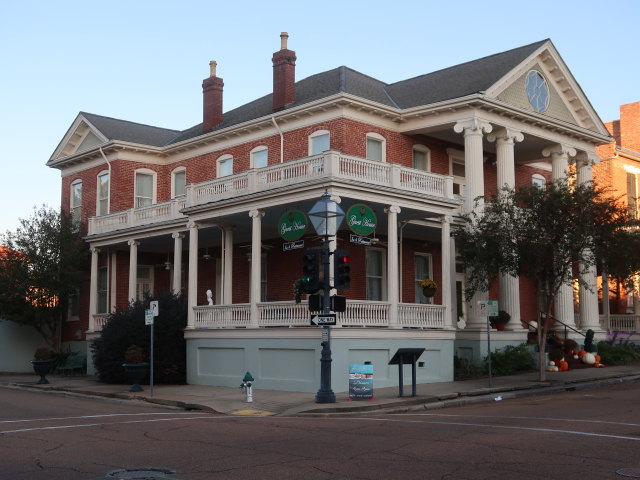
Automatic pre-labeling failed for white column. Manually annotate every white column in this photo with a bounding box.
[488,128,524,330]
[224,227,234,305]
[454,117,492,328]
[127,240,138,304]
[543,144,577,329]
[386,205,401,328]
[576,153,601,331]
[172,233,184,295]
[187,222,199,329]
[88,247,99,332]
[249,209,264,328]
[441,215,453,328]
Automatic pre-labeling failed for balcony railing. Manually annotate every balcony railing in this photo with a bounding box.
[88,197,186,235]
[601,314,640,333]
[192,300,446,329]
[87,152,454,236]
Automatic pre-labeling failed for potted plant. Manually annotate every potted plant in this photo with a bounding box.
[419,279,437,297]
[122,344,149,392]
[489,310,511,331]
[31,347,54,384]
[293,278,306,303]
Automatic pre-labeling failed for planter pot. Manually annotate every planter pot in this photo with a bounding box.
[122,363,149,392]
[31,359,54,384]
[492,323,506,331]
[422,287,436,297]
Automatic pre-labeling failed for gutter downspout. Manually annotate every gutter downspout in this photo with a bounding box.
[271,116,284,163]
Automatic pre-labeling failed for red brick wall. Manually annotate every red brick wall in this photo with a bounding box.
[620,102,640,153]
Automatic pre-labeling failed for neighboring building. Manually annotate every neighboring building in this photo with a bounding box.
[48,34,612,392]
[595,101,640,333]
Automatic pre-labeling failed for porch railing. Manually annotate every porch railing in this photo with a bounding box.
[88,197,186,235]
[602,314,640,333]
[192,300,446,329]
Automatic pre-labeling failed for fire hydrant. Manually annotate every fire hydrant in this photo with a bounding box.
[240,371,254,402]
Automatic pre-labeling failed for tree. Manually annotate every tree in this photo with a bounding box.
[453,181,640,381]
[0,206,88,351]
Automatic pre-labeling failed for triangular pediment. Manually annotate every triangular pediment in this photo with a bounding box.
[48,113,109,163]
[484,41,608,135]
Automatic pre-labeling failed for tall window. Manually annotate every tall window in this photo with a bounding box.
[366,249,385,301]
[414,254,433,304]
[97,171,109,216]
[532,173,546,189]
[251,147,268,169]
[218,155,233,177]
[136,266,153,301]
[172,168,186,198]
[413,146,430,171]
[97,267,108,314]
[309,130,330,155]
[448,151,466,196]
[71,180,82,227]
[627,172,638,219]
[366,133,385,162]
[135,171,154,208]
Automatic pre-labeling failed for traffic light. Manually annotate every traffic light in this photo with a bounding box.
[333,249,350,290]
[302,249,320,294]
[308,294,322,312]
[331,295,346,312]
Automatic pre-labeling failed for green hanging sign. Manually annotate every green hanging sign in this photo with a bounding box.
[277,210,307,241]
[346,203,377,236]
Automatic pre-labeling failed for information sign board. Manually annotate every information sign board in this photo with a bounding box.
[349,364,374,399]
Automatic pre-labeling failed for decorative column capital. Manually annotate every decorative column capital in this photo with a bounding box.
[441,214,452,224]
[249,209,265,219]
[453,117,493,136]
[542,143,577,159]
[90,247,100,255]
[384,205,401,215]
[487,127,524,144]
[574,151,598,168]
[127,239,139,247]
[187,221,199,230]
[172,232,184,240]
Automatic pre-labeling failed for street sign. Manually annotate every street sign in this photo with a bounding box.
[487,300,499,317]
[310,313,336,326]
[145,309,154,325]
[349,234,372,246]
[477,301,488,317]
[283,240,304,251]
[150,301,159,317]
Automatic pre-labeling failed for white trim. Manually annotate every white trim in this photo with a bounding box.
[171,166,186,198]
[250,146,269,169]
[134,168,157,207]
[217,154,233,177]
[308,130,330,155]
[365,132,386,162]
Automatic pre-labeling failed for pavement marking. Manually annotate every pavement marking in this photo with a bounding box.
[231,409,276,416]
[403,413,640,427]
[0,415,219,435]
[0,412,211,425]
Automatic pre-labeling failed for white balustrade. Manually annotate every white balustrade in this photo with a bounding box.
[88,197,187,235]
[193,304,251,328]
[606,315,640,333]
[398,304,446,328]
[92,314,110,331]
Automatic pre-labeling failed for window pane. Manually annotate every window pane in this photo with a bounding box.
[72,183,82,207]
[219,158,233,177]
[252,149,268,168]
[452,162,465,176]
[97,267,108,314]
[413,150,428,170]
[366,250,383,301]
[174,171,185,197]
[135,173,153,207]
[311,134,329,154]
[414,255,432,304]
[366,138,383,162]
[98,174,109,215]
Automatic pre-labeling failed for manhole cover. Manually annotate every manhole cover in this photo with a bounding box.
[617,468,640,478]
[105,467,175,479]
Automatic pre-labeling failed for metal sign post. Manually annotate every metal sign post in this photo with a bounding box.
[478,301,492,387]
[148,301,159,397]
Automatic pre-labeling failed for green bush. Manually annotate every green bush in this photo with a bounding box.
[91,292,187,384]
[596,339,640,365]
[454,355,484,380]
[485,343,534,376]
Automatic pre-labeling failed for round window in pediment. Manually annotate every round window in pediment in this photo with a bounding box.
[525,70,550,113]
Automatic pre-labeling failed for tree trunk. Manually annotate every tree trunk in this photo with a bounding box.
[537,294,555,382]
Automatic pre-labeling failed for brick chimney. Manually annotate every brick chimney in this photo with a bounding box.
[620,101,640,154]
[272,32,296,111]
[203,60,224,132]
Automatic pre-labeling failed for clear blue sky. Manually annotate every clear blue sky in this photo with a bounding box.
[1,0,638,234]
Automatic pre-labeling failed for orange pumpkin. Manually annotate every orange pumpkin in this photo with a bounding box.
[558,361,569,371]
[595,355,601,363]
[578,350,587,358]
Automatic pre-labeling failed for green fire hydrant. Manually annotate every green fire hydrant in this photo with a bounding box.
[240,371,254,402]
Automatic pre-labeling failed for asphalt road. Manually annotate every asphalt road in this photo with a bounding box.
[1,381,639,480]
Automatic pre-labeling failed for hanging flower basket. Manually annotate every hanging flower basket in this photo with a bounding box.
[419,279,437,298]
[422,287,436,297]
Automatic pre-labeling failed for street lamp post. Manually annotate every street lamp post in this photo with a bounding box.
[308,191,345,404]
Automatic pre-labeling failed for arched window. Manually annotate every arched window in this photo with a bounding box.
[532,173,546,188]
[70,179,82,226]
[172,167,186,198]
[134,168,157,208]
[366,132,386,162]
[309,130,330,155]
[217,154,233,177]
[412,145,431,171]
[250,146,268,168]
[96,170,109,216]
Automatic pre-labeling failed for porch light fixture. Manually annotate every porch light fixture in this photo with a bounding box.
[308,190,345,404]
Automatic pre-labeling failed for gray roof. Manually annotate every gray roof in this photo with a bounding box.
[81,40,549,148]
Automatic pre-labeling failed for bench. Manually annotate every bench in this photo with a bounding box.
[58,354,87,375]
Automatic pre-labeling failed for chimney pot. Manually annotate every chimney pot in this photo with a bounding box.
[280,32,289,50]
[209,60,217,77]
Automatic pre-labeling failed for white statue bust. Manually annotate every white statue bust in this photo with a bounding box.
[206,289,213,306]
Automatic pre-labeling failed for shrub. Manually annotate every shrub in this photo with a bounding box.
[91,292,187,384]
[454,355,484,380]
[596,339,640,365]
[485,343,534,376]
[33,347,52,360]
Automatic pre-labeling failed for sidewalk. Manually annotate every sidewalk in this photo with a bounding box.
[2,365,639,417]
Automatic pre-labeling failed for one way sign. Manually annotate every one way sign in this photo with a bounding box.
[310,314,336,326]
